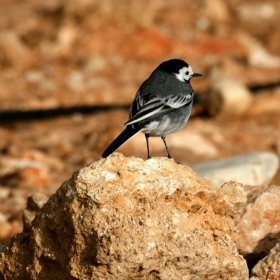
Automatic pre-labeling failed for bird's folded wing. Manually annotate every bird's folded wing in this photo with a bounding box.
[125,93,193,125]
[162,93,193,108]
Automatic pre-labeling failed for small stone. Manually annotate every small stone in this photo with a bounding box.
[23,193,48,232]
[0,188,10,199]
[237,3,276,21]
[203,0,230,22]
[206,77,253,117]
[65,71,85,92]
[22,209,34,232]
[55,23,78,57]
[25,70,45,83]
[83,55,106,73]
[192,152,279,187]
[0,213,7,223]
[39,80,57,92]
[27,193,49,211]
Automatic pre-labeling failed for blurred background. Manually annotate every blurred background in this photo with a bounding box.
[0,0,280,243]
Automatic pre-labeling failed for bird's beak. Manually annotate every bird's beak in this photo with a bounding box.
[192,72,202,77]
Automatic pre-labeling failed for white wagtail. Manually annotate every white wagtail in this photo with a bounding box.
[102,59,202,159]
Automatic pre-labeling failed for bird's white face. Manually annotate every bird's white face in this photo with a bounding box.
[174,66,194,82]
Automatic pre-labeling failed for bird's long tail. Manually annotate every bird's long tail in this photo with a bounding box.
[102,126,141,158]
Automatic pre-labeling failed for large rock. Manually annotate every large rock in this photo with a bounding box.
[0,154,248,279]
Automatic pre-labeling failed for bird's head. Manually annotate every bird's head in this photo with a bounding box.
[157,59,202,82]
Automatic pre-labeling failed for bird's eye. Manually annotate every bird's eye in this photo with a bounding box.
[186,71,189,75]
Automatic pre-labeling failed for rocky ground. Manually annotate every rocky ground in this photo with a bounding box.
[0,0,280,279]
[0,154,279,279]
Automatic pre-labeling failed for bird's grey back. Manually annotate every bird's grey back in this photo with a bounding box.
[129,70,194,120]
[140,70,193,99]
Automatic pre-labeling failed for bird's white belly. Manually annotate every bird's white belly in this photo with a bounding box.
[141,114,188,137]
[139,101,193,137]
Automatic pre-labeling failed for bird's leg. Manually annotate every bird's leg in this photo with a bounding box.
[145,134,151,159]
[161,136,172,159]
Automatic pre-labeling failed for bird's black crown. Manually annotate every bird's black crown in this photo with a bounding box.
[156,59,189,74]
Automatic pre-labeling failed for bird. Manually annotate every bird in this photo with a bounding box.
[102,59,202,159]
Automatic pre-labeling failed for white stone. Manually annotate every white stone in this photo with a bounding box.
[192,152,279,187]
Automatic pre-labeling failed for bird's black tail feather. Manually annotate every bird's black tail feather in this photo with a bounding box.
[102,126,141,158]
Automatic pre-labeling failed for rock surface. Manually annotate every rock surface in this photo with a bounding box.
[251,242,280,279]
[0,154,248,279]
[192,152,279,187]
[236,185,280,268]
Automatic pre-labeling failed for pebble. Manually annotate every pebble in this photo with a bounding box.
[23,193,48,232]
[65,71,85,92]
[0,212,7,223]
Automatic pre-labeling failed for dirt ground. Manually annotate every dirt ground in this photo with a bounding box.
[0,0,280,243]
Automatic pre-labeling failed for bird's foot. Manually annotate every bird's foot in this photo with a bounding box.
[165,155,181,164]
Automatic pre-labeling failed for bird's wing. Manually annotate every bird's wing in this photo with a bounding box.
[162,93,193,108]
[125,93,193,126]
